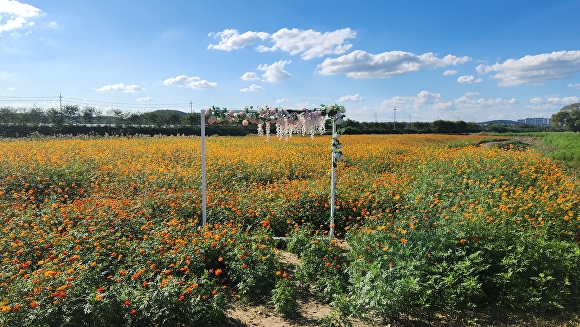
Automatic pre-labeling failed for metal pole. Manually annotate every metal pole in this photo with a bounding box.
[330,119,336,239]
[393,108,396,130]
[201,109,207,226]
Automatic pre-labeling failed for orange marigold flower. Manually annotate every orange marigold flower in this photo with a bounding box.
[96,295,102,301]
[215,268,223,276]
[400,238,407,243]
[124,300,130,306]
[131,309,137,315]
[30,301,38,308]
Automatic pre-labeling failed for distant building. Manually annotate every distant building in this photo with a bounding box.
[516,117,551,125]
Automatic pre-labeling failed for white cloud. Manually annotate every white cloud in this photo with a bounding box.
[414,90,441,109]
[48,21,57,28]
[7,87,16,91]
[258,60,291,82]
[380,96,414,110]
[240,72,259,81]
[378,91,518,121]
[457,75,483,83]
[316,50,471,78]
[530,96,579,105]
[256,28,355,60]
[443,69,457,75]
[207,29,269,51]
[338,94,364,102]
[0,0,42,34]
[457,75,474,84]
[568,83,580,90]
[136,96,154,103]
[208,27,355,60]
[276,98,289,104]
[454,93,517,108]
[239,84,264,92]
[476,50,580,86]
[97,83,144,93]
[163,75,217,90]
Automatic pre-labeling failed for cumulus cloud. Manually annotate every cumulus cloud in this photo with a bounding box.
[568,83,580,90]
[240,72,259,81]
[207,29,269,51]
[530,96,579,105]
[7,87,16,91]
[338,94,364,102]
[443,69,457,75]
[414,90,441,109]
[239,84,264,92]
[0,0,43,34]
[136,96,154,103]
[454,93,517,108]
[163,75,217,90]
[457,75,483,84]
[276,98,289,104]
[256,28,355,60]
[97,84,144,93]
[476,50,580,86]
[379,91,517,118]
[258,60,291,82]
[457,75,474,84]
[316,50,471,78]
[209,27,355,60]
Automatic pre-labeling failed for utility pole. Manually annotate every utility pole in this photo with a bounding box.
[190,101,193,114]
[59,93,62,111]
[393,108,397,130]
[409,115,412,124]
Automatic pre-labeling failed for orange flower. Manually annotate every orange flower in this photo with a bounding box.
[215,268,223,276]
[400,238,407,243]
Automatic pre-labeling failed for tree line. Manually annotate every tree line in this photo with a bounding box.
[0,103,571,138]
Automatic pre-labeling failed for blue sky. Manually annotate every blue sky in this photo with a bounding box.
[1,0,580,122]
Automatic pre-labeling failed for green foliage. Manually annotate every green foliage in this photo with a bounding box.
[288,227,349,303]
[543,132,580,166]
[551,103,580,132]
[270,276,298,316]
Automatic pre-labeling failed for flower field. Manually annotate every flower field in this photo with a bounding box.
[0,134,579,326]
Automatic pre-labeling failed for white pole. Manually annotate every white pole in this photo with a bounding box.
[201,109,207,226]
[330,119,336,239]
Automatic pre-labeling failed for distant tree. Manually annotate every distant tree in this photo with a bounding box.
[551,103,580,132]
[168,112,183,126]
[184,113,200,127]
[26,104,47,126]
[46,107,64,126]
[126,112,142,126]
[0,106,16,125]
[62,104,80,124]
[81,105,97,124]
[111,108,127,127]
